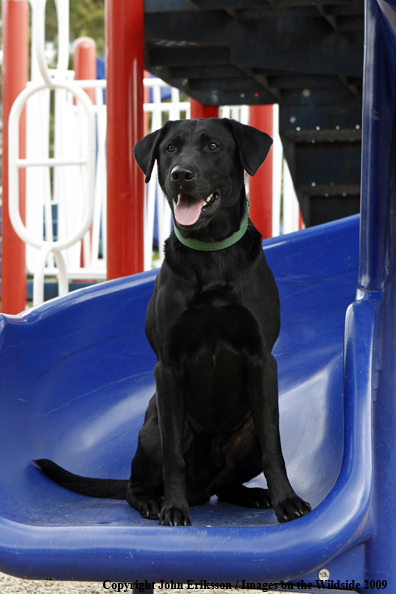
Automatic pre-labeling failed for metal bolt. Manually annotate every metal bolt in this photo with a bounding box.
[318,569,330,581]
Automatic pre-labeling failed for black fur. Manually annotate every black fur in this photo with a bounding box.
[35,118,311,526]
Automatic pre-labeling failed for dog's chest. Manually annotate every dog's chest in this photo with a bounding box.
[169,303,261,432]
[169,301,262,361]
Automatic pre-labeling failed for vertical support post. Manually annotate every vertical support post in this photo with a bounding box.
[248,105,273,239]
[73,37,97,269]
[73,37,97,103]
[1,0,29,314]
[106,0,144,280]
[190,98,219,119]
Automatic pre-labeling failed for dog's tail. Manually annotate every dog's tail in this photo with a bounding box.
[33,459,128,500]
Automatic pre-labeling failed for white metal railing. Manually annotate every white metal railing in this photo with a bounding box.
[25,77,108,282]
[8,0,301,305]
[9,0,98,305]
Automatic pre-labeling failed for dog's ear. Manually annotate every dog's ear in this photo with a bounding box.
[223,119,273,177]
[133,124,169,183]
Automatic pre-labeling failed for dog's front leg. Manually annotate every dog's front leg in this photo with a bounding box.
[154,361,191,526]
[247,353,311,523]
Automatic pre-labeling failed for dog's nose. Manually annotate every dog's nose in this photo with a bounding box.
[170,166,195,182]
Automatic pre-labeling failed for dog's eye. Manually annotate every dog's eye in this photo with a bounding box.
[167,144,176,153]
[208,142,219,151]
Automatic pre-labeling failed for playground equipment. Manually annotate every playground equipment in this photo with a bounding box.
[1,0,29,314]
[1,0,301,312]
[8,0,98,306]
[1,0,396,589]
[2,0,297,309]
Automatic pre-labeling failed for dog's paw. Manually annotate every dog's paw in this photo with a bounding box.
[126,487,162,520]
[138,496,162,520]
[273,495,311,523]
[242,487,271,509]
[159,504,191,526]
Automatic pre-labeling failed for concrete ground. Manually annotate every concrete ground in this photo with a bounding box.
[0,575,284,594]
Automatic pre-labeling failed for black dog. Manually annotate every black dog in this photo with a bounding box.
[35,118,311,526]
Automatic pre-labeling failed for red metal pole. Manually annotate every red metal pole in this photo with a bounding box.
[190,98,219,119]
[73,37,97,103]
[106,0,144,279]
[248,105,274,239]
[1,0,29,314]
[73,37,96,269]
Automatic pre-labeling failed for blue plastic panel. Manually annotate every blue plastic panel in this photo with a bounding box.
[357,0,396,585]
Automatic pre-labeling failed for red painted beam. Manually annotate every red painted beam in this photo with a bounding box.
[73,37,97,269]
[73,37,97,104]
[1,0,29,314]
[106,0,144,279]
[248,105,274,239]
[299,210,305,230]
[190,99,219,119]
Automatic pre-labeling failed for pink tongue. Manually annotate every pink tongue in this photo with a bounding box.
[174,196,205,226]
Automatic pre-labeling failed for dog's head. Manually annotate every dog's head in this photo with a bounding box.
[133,118,272,231]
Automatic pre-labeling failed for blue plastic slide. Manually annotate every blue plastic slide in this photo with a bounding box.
[0,0,396,589]
[0,216,364,585]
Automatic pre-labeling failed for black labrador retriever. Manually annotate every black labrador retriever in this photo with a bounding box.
[35,118,311,526]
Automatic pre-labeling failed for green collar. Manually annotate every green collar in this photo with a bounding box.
[173,204,249,251]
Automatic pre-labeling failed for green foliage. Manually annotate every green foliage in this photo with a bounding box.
[46,0,105,57]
